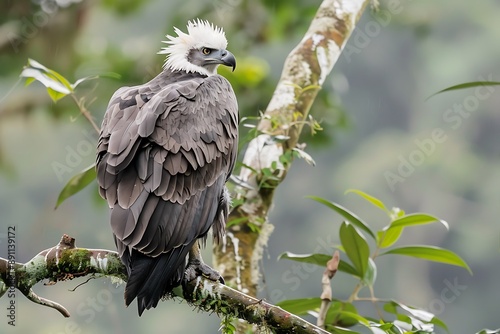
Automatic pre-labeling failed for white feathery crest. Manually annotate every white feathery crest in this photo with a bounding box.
[158,19,228,76]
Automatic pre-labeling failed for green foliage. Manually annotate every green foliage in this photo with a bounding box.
[339,222,370,278]
[277,297,321,315]
[19,59,121,208]
[381,246,471,274]
[475,329,500,334]
[426,81,500,100]
[307,195,375,239]
[219,314,237,334]
[278,252,359,277]
[21,58,73,102]
[20,58,120,102]
[55,164,97,209]
[279,189,471,333]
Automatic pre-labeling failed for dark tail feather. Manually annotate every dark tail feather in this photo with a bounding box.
[124,247,189,316]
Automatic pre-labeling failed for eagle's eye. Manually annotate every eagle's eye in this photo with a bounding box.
[201,48,211,55]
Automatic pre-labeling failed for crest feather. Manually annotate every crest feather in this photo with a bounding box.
[158,19,228,75]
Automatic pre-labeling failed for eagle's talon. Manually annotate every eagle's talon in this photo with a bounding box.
[184,261,221,283]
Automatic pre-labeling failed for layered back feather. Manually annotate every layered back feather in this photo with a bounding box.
[96,66,238,315]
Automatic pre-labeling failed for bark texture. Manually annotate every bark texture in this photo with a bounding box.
[213,0,370,304]
[0,234,329,333]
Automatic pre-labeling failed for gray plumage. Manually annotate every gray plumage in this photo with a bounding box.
[96,67,238,315]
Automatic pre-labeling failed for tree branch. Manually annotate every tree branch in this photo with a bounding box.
[214,0,370,305]
[0,234,329,333]
[0,234,126,317]
[214,1,369,331]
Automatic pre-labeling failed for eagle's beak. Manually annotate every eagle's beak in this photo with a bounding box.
[220,50,236,72]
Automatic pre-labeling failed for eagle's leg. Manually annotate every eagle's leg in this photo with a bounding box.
[184,242,224,284]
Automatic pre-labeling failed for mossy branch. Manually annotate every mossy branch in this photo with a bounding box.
[0,234,126,317]
[0,234,329,334]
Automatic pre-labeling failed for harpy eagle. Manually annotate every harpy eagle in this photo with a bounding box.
[96,20,238,316]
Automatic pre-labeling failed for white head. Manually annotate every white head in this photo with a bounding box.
[159,19,236,76]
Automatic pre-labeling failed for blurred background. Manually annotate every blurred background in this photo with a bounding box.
[1,0,499,333]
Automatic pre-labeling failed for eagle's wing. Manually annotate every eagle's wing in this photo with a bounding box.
[96,74,238,312]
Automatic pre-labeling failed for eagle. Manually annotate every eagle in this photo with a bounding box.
[96,20,238,316]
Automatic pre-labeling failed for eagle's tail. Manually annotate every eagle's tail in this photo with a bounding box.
[123,247,190,316]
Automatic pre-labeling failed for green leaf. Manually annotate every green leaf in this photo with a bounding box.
[339,222,370,278]
[327,327,358,334]
[363,258,377,286]
[21,67,71,95]
[55,164,96,209]
[430,314,449,332]
[276,297,321,315]
[384,300,449,332]
[277,252,361,277]
[475,329,500,334]
[345,189,388,212]
[378,213,447,249]
[383,301,398,314]
[390,213,448,230]
[26,58,50,71]
[47,87,67,102]
[20,59,73,101]
[226,216,249,228]
[337,311,369,326]
[381,246,472,274]
[27,58,71,92]
[25,77,35,86]
[278,252,332,266]
[397,303,434,322]
[338,260,360,278]
[307,196,375,239]
[377,226,403,249]
[47,68,73,91]
[427,81,500,100]
[325,301,361,327]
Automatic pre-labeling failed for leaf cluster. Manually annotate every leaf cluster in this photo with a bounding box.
[278,189,471,334]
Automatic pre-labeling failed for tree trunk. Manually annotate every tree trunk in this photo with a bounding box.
[213,0,370,331]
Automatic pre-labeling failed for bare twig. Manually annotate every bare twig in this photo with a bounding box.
[70,93,100,134]
[317,250,340,328]
[25,288,70,318]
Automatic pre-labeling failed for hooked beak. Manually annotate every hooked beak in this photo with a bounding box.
[207,49,236,72]
[220,50,236,71]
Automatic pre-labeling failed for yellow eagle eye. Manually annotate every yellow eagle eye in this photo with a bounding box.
[202,48,211,55]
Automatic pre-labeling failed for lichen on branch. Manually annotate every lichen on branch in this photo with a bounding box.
[0,235,329,333]
[0,234,126,317]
